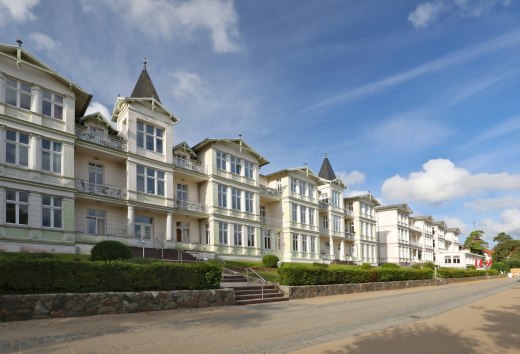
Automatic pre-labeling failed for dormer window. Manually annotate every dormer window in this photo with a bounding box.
[42,90,63,120]
[137,121,163,153]
[5,77,31,110]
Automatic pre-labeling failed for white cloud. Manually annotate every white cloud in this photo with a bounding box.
[85,101,112,122]
[307,30,520,110]
[336,170,366,186]
[441,216,468,234]
[466,195,520,212]
[172,72,209,103]
[464,115,520,147]
[480,208,520,238]
[0,0,39,25]
[408,0,510,29]
[382,159,520,204]
[92,0,241,54]
[29,33,60,56]
[408,2,444,29]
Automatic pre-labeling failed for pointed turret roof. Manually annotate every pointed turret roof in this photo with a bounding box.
[130,59,161,103]
[318,153,337,180]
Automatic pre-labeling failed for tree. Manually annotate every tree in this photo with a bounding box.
[493,232,520,262]
[463,230,488,256]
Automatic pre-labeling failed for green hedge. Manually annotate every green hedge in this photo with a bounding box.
[437,268,499,278]
[278,264,433,286]
[0,259,222,294]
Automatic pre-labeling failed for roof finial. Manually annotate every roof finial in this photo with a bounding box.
[16,39,23,47]
[324,152,328,158]
[238,133,242,139]
[143,56,147,70]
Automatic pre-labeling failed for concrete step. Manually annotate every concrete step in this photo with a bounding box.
[235,293,286,301]
[235,297,289,305]
[234,289,281,295]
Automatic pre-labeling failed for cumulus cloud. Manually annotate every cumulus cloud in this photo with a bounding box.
[408,0,510,29]
[336,170,366,186]
[408,2,444,29]
[467,195,520,212]
[85,101,112,121]
[87,0,241,53]
[442,216,468,234]
[0,0,39,25]
[480,208,520,238]
[382,159,520,204]
[172,72,209,102]
[29,33,61,56]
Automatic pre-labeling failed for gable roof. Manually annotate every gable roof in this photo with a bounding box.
[318,155,337,180]
[344,193,380,206]
[78,112,118,135]
[376,203,413,214]
[131,68,161,103]
[265,166,322,183]
[192,138,269,166]
[0,43,92,117]
[173,141,197,158]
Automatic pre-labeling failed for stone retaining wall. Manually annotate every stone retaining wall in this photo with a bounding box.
[279,275,507,299]
[0,289,235,322]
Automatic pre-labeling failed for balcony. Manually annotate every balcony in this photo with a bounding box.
[75,124,127,151]
[259,184,282,198]
[174,157,207,174]
[173,199,207,214]
[345,209,354,217]
[260,216,282,227]
[319,201,328,210]
[344,231,355,240]
[75,179,127,199]
[409,241,422,248]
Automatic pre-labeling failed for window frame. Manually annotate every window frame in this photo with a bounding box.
[42,195,63,229]
[5,77,31,110]
[41,138,62,173]
[5,189,29,225]
[137,165,165,196]
[87,208,106,235]
[230,155,242,175]
[216,151,227,171]
[231,187,242,211]
[247,226,255,247]
[136,121,164,154]
[245,191,254,213]
[42,90,64,120]
[217,184,228,208]
[244,160,254,178]
[5,129,29,167]
[219,221,228,245]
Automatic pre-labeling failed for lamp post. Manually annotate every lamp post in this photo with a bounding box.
[141,239,145,258]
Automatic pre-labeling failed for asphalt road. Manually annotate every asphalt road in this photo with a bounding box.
[0,278,518,353]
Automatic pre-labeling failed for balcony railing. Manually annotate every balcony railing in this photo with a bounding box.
[75,179,127,199]
[75,124,127,151]
[344,231,355,240]
[409,241,422,248]
[259,184,282,197]
[319,201,328,210]
[174,157,207,174]
[345,209,354,217]
[260,216,283,227]
[173,198,207,213]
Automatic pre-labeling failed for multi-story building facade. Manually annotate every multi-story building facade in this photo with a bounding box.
[376,204,414,265]
[344,194,380,265]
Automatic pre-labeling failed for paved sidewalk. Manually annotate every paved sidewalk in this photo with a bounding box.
[292,282,520,354]
[0,279,517,353]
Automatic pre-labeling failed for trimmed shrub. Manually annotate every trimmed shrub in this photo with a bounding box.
[0,258,222,294]
[360,263,372,270]
[381,263,400,269]
[278,264,433,286]
[466,265,476,270]
[262,254,279,268]
[491,262,509,272]
[411,264,422,269]
[90,240,132,261]
[422,262,435,270]
[437,268,499,278]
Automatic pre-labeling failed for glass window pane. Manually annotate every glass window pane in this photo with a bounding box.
[137,122,143,131]
[6,143,16,164]
[19,205,28,225]
[42,208,51,226]
[19,133,29,144]
[147,178,155,193]
[6,78,16,88]
[6,203,16,223]
[97,220,105,235]
[144,226,152,239]
[157,171,164,179]
[147,168,155,177]
[6,130,16,141]
[6,88,17,106]
[20,82,31,93]
[19,146,28,166]
[54,209,62,228]
[87,209,96,217]
[53,142,61,152]
[156,129,163,137]
[42,139,50,150]
[157,181,164,196]
[137,165,144,174]
[43,91,52,100]
[6,189,16,201]
[19,191,28,203]
[146,124,154,134]
[54,198,62,207]
[42,101,51,116]
[42,195,51,205]
[20,93,31,110]
[137,131,143,148]
[53,155,61,173]
[54,105,63,120]
[42,151,50,171]
[135,225,141,238]
[137,175,144,192]
[87,218,96,234]
[55,95,63,104]
[156,139,163,153]
[146,134,154,150]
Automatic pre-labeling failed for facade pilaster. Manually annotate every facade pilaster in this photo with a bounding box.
[166,211,173,241]
[30,133,41,170]
[127,206,135,237]
[31,85,42,114]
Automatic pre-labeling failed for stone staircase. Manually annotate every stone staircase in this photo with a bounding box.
[128,246,198,262]
[221,272,289,305]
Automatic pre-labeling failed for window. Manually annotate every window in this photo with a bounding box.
[300,181,308,196]
[349,221,355,233]
[5,189,28,225]
[137,165,164,196]
[322,215,329,229]
[308,184,315,199]
[42,195,62,228]
[216,151,227,171]
[276,179,282,191]
[6,129,29,166]
[333,215,341,231]
[135,215,152,239]
[332,191,340,207]
[41,139,62,173]
[263,230,272,250]
[290,177,297,193]
[291,203,298,222]
[300,205,307,224]
[217,184,227,208]
[309,208,315,226]
[87,209,105,235]
[136,121,163,153]
[245,191,254,213]
[310,236,316,253]
[445,256,452,264]
[42,90,63,119]
[247,226,255,247]
[292,233,299,251]
[231,187,241,210]
[88,163,104,184]
[230,156,242,174]
[5,77,31,110]
[453,256,460,264]
[176,184,188,201]
[233,224,242,246]
[205,223,210,244]
[260,205,266,223]
[302,235,308,253]
[244,161,254,178]
[219,222,228,245]
[176,222,190,242]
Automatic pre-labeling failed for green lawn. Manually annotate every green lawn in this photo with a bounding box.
[224,260,279,283]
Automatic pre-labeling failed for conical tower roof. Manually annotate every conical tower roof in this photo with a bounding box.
[318,153,337,180]
[130,59,161,103]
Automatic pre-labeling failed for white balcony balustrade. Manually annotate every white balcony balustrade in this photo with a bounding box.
[75,125,127,151]
[75,179,127,199]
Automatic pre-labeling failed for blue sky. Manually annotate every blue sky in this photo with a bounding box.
[1,0,520,243]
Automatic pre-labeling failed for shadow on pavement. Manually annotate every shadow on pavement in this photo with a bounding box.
[479,301,520,351]
[323,325,478,354]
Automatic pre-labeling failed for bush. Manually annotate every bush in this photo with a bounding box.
[491,262,509,272]
[422,262,435,270]
[90,240,132,261]
[437,268,499,278]
[411,264,422,269]
[360,263,372,270]
[0,258,222,294]
[262,254,279,268]
[466,265,476,270]
[381,263,400,269]
[278,264,433,286]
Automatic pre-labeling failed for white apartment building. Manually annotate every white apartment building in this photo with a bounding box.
[376,204,414,265]
[344,194,380,265]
